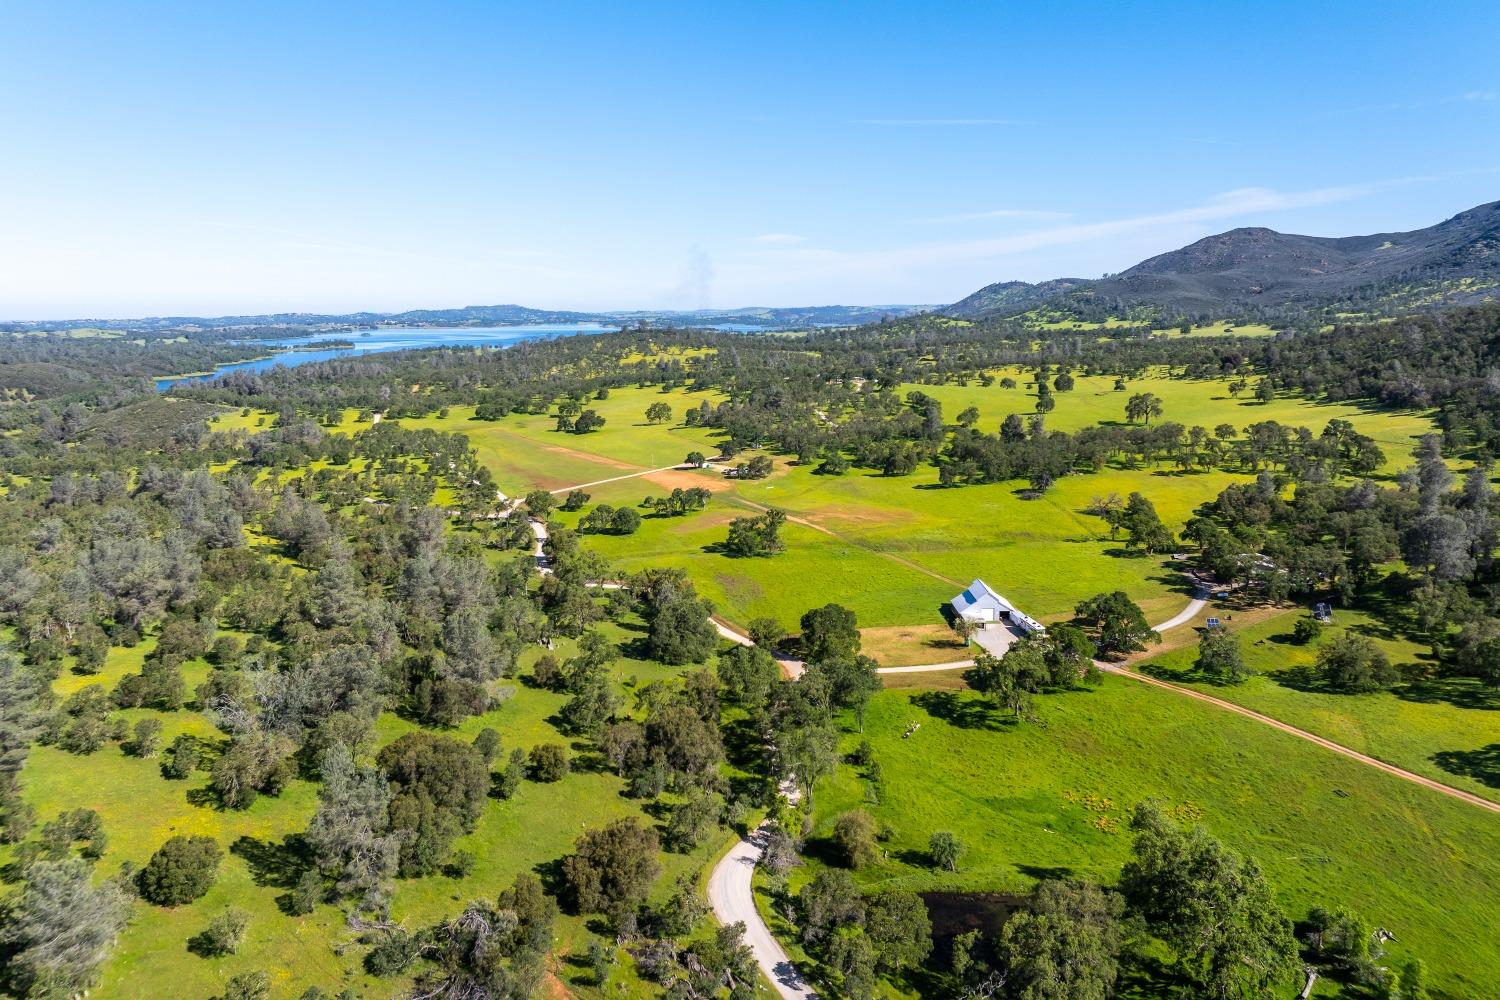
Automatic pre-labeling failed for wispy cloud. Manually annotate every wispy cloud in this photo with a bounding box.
[750,233,805,244]
[1326,90,1498,115]
[739,180,1410,278]
[853,117,1020,126]
[912,208,1073,225]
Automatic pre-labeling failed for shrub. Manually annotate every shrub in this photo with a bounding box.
[198,907,251,956]
[528,743,570,782]
[222,970,270,1000]
[930,831,964,872]
[833,810,879,869]
[471,728,502,766]
[1292,617,1324,644]
[531,654,562,690]
[131,718,163,757]
[164,735,199,778]
[139,835,223,905]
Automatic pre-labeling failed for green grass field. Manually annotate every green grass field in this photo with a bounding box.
[403,387,725,492]
[4,623,748,1000]
[405,380,1436,652]
[784,683,1500,999]
[900,370,1434,473]
[1138,607,1500,805]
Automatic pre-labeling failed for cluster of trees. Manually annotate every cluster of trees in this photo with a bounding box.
[578,503,642,535]
[964,623,1102,720]
[640,486,711,517]
[1187,434,1500,689]
[553,399,605,433]
[723,508,786,557]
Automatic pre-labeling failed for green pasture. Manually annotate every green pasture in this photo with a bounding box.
[402,386,724,492]
[1139,608,1500,805]
[426,379,1436,644]
[787,683,1500,999]
[901,369,1436,473]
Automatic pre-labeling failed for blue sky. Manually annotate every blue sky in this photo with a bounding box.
[1,1,1497,318]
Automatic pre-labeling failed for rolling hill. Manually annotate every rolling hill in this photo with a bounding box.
[947,199,1500,321]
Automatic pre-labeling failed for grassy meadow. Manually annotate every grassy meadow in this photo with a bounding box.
[405,376,1435,654]
[1138,607,1500,805]
[780,683,1500,999]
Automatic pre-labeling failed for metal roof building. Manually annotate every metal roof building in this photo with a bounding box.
[951,579,1044,634]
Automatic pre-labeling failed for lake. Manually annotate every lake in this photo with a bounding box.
[154,324,617,390]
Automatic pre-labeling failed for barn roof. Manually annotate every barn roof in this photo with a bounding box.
[952,578,1015,615]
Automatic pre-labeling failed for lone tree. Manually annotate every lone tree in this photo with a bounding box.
[1116,492,1174,554]
[929,830,964,872]
[1074,591,1159,657]
[723,508,786,556]
[573,409,606,433]
[833,809,878,868]
[139,834,223,905]
[1125,391,1164,425]
[1196,623,1250,684]
[644,401,673,424]
[1316,633,1398,692]
[563,817,661,927]
[524,489,556,518]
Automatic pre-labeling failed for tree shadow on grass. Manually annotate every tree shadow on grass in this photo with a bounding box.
[1016,863,1075,881]
[911,691,1012,731]
[184,785,227,810]
[1396,674,1500,711]
[567,748,611,775]
[798,835,848,869]
[532,856,570,909]
[721,716,768,773]
[561,950,597,988]
[232,834,309,890]
[1267,665,1330,694]
[1431,745,1500,789]
[186,930,231,959]
[1115,951,1183,999]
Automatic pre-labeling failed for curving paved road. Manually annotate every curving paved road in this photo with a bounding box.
[708,823,818,999]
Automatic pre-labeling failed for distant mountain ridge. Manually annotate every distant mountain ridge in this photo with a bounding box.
[1,302,931,334]
[946,199,1500,321]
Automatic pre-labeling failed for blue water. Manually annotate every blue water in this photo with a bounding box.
[155,324,617,391]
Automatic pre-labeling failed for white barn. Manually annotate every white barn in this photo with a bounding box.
[951,579,1045,635]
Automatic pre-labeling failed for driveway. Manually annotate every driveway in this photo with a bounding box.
[970,623,1020,657]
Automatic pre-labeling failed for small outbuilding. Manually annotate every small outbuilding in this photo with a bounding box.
[951,579,1044,634]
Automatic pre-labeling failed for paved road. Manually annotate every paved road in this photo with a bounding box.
[707,823,819,1000]
[1151,595,1208,633]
